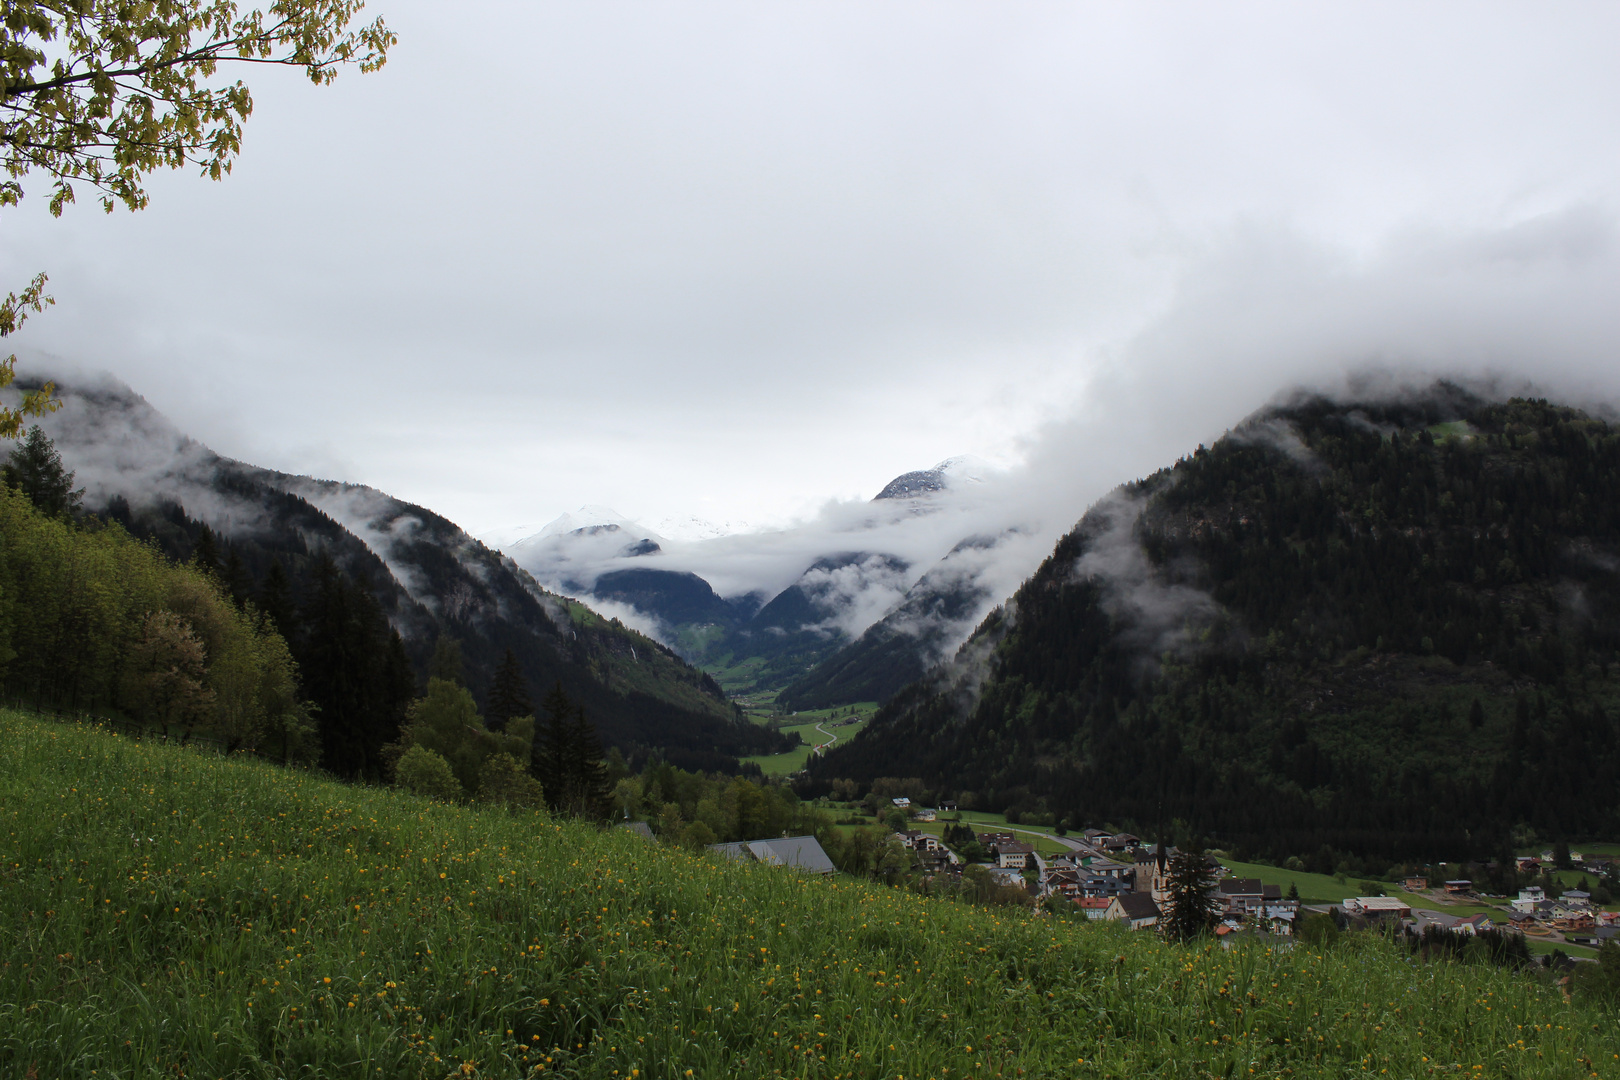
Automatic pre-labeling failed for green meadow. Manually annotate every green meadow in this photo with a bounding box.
[3,708,1618,1079]
[744,711,873,777]
[1212,858,1383,907]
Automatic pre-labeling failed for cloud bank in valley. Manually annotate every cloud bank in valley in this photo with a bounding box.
[506,202,1620,651]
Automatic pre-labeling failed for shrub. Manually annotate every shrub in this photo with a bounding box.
[394,745,461,802]
[1298,910,1342,948]
[477,752,545,809]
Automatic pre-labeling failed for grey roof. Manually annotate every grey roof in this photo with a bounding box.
[616,821,655,840]
[1114,892,1161,920]
[709,835,836,875]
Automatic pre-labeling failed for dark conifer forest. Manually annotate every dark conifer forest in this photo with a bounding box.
[809,387,1620,866]
[93,468,789,777]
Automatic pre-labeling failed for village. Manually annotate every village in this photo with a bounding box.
[895,813,1620,949]
[710,795,1620,956]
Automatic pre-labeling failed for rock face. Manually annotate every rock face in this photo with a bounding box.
[15,372,788,769]
[873,468,949,500]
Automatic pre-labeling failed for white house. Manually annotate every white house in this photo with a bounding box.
[1512,886,1546,913]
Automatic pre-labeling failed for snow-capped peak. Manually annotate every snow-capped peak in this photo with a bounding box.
[538,505,656,540]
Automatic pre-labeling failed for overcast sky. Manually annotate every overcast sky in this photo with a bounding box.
[5,1,1619,537]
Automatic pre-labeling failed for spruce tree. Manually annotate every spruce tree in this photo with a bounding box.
[379,629,416,752]
[535,681,574,809]
[191,525,222,579]
[486,647,532,731]
[563,702,610,819]
[3,425,82,518]
[222,547,253,609]
[429,635,465,687]
[1161,849,1221,943]
[299,554,406,779]
[257,558,297,640]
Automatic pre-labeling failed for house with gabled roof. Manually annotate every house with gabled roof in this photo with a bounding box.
[995,842,1036,870]
[1075,897,1112,920]
[1105,892,1161,930]
[709,835,835,875]
[893,830,944,853]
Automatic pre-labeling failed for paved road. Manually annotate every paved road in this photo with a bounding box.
[814,721,838,750]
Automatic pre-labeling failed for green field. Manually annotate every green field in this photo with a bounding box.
[1201,858,1361,905]
[4,708,1619,1079]
[742,711,872,777]
[1524,938,1598,960]
[707,653,772,698]
[909,816,1072,858]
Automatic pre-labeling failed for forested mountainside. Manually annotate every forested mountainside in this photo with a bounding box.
[777,534,1017,710]
[22,377,786,772]
[809,387,1620,865]
[589,553,912,696]
[502,458,1023,704]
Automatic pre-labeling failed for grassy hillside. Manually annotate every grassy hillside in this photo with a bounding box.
[3,709,1616,1079]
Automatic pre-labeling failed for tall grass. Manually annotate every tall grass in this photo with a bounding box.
[2,708,1616,1079]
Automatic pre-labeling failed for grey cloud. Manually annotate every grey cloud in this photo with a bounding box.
[1071,492,1221,667]
[2,3,1615,537]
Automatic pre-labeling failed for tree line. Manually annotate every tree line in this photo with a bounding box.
[0,429,311,757]
[0,426,625,822]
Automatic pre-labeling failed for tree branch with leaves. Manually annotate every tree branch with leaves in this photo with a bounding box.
[0,0,394,432]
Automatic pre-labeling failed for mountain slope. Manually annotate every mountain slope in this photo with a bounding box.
[810,387,1620,864]
[713,552,910,693]
[20,374,786,769]
[492,457,1026,701]
[777,532,1028,709]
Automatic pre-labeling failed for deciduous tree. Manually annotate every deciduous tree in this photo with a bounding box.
[477,751,544,810]
[1,0,393,215]
[394,745,459,803]
[0,0,394,428]
[121,610,215,736]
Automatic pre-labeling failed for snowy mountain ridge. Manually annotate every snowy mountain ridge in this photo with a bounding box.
[483,454,1058,702]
